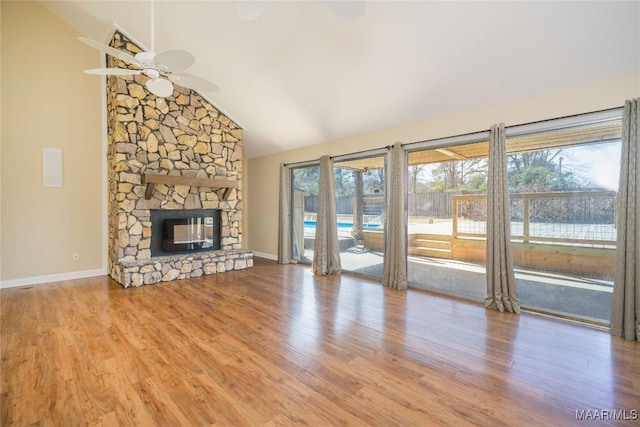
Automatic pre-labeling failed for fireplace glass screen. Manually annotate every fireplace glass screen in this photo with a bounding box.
[150,209,221,256]
[162,217,215,252]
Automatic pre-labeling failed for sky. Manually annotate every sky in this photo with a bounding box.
[561,141,621,191]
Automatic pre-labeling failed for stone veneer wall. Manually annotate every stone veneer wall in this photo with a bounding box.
[106,31,251,287]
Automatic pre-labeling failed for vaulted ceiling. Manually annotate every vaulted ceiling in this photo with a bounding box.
[40,1,639,159]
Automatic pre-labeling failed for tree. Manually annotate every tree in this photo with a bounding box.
[334,168,355,196]
[408,165,426,194]
[363,168,384,194]
[508,149,564,174]
[430,159,487,192]
[292,166,319,195]
[509,166,576,192]
[507,150,579,192]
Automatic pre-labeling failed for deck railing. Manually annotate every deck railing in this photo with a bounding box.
[452,190,617,248]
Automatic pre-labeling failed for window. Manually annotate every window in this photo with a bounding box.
[284,108,623,326]
[506,114,622,323]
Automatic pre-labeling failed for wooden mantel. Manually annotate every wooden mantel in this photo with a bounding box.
[141,173,238,200]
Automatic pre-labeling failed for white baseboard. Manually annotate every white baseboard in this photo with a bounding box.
[251,251,277,261]
[0,268,107,289]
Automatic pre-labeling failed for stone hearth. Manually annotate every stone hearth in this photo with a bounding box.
[106,31,252,287]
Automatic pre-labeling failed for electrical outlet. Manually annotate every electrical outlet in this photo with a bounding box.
[72,253,80,261]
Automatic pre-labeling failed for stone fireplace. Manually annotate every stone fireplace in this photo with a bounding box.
[106,31,252,288]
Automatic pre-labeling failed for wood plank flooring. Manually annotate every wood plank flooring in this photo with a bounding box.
[2,257,639,426]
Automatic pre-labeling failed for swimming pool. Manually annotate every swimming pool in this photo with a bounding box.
[304,220,381,229]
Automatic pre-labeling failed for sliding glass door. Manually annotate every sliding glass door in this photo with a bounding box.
[333,155,386,278]
[289,155,386,278]
[290,165,319,263]
[287,111,623,326]
[406,138,489,300]
[506,116,622,323]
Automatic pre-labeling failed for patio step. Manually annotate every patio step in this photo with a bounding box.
[408,247,453,259]
[411,238,451,250]
[408,234,453,259]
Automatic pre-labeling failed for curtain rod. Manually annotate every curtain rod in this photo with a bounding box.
[283,145,392,167]
[330,145,392,160]
[282,159,318,168]
[401,130,487,149]
[401,105,623,148]
[507,105,622,131]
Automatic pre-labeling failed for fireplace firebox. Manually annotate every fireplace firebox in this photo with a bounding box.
[150,209,221,257]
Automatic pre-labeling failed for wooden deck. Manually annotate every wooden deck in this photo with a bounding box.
[2,258,638,426]
[357,228,616,276]
[405,233,615,276]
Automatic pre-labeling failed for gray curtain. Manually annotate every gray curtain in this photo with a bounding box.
[485,123,520,314]
[611,98,640,341]
[312,156,341,275]
[277,163,292,264]
[383,143,407,290]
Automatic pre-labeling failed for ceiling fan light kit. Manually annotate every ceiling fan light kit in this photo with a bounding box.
[145,77,174,98]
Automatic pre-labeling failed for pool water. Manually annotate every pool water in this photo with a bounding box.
[304,220,381,229]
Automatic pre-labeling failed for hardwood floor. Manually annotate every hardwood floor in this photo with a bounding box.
[2,257,639,426]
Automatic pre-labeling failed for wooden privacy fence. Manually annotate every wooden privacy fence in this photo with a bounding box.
[304,192,456,217]
[304,190,616,225]
[305,195,383,215]
[408,192,453,218]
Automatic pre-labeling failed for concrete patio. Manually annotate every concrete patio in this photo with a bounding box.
[299,224,613,323]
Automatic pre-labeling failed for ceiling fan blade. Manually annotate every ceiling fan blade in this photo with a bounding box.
[169,73,220,93]
[146,78,174,97]
[153,50,195,73]
[78,37,141,66]
[83,68,142,76]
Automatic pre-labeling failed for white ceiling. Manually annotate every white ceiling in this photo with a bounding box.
[40,1,640,158]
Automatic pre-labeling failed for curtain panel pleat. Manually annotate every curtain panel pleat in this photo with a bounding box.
[611,98,640,341]
[485,123,520,314]
[277,163,292,264]
[383,143,407,290]
[312,156,342,275]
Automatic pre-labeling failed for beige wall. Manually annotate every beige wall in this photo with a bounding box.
[247,73,640,258]
[1,1,103,281]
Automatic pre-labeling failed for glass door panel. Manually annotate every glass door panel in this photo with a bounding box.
[507,119,622,323]
[406,141,488,300]
[334,155,386,278]
[291,165,319,263]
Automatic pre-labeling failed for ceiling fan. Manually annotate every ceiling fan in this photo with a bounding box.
[79,1,218,98]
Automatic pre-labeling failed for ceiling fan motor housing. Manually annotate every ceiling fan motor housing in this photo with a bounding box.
[133,52,162,80]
